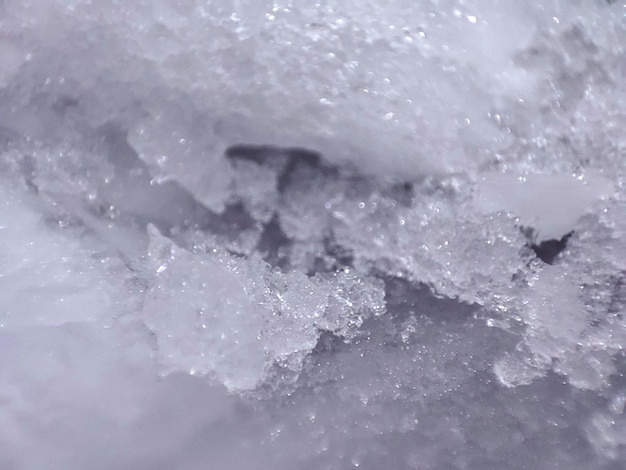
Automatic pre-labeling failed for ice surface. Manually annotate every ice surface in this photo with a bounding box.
[475,171,614,242]
[141,224,384,391]
[0,0,625,468]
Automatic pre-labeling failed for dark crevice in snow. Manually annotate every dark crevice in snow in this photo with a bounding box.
[322,237,354,269]
[519,225,574,265]
[310,330,351,356]
[226,144,340,194]
[383,276,479,324]
[99,124,258,242]
[255,214,292,268]
[530,231,574,265]
[383,181,415,207]
[277,148,340,193]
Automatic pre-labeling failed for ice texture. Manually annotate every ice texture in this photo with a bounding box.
[0,0,625,468]
[142,224,384,391]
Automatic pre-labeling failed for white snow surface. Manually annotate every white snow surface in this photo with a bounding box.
[0,1,625,469]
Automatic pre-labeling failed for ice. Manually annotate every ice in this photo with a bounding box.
[141,225,269,390]
[142,225,384,391]
[0,0,625,468]
[475,171,614,242]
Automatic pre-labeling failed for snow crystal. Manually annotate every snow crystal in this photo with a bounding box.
[142,225,384,391]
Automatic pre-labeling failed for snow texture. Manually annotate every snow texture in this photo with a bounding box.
[0,0,625,468]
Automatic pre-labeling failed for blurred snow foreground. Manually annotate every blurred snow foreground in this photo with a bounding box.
[0,0,625,468]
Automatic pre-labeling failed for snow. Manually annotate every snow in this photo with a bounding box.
[0,0,625,468]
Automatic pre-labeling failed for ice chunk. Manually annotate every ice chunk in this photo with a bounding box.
[141,226,385,391]
[141,225,269,390]
[494,199,626,390]
[128,107,234,212]
[475,171,615,241]
[317,175,529,305]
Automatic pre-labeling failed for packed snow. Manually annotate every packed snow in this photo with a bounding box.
[0,0,625,468]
